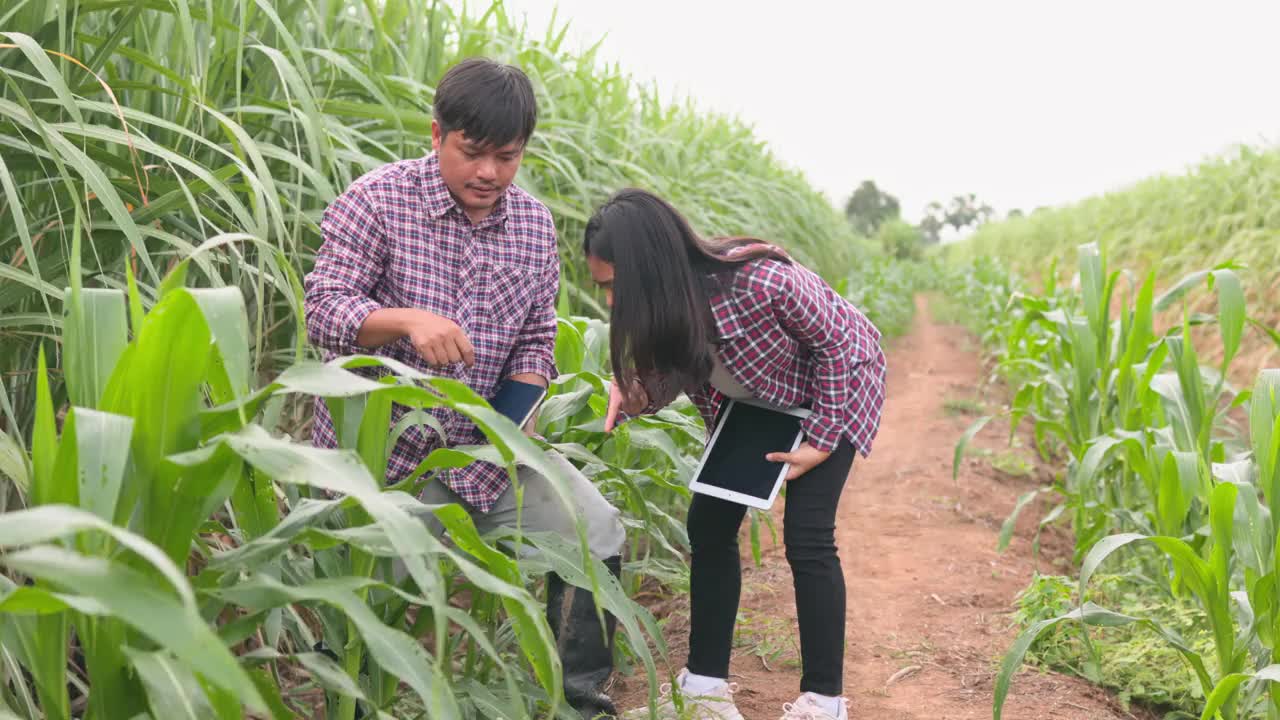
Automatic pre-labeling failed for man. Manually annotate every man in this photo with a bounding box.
[303,57,625,719]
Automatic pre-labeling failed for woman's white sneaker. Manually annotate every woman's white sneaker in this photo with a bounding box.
[623,668,744,720]
[778,692,849,720]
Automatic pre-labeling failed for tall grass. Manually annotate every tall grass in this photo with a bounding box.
[948,144,1280,284]
[945,143,1280,374]
[0,0,866,441]
[0,2,883,717]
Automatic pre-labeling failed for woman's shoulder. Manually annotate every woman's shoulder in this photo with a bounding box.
[728,255,801,295]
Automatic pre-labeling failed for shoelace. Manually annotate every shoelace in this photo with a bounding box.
[658,680,740,701]
[780,703,819,720]
[781,697,849,720]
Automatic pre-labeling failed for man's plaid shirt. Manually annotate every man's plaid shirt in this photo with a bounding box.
[303,153,559,512]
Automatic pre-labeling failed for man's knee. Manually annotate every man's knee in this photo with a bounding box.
[524,453,626,559]
[586,502,626,560]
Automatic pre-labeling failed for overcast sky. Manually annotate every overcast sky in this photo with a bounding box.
[471,0,1280,223]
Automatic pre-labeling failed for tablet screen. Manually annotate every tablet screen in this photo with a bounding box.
[693,401,804,500]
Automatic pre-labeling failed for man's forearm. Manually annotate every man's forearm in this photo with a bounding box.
[356,308,413,348]
[508,371,548,388]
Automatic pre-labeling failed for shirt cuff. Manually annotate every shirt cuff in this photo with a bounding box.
[801,415,844,453]
[505,350,556,382]
[338,296,385,355]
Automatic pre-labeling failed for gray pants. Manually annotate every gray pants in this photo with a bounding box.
[419,451,626,560]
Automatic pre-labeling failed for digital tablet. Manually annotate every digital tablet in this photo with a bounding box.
[489,378,547,430]
[687,399,811,509]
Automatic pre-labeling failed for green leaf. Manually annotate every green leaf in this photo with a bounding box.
[243,647,366,704]
[62,287,129,409]
[1154,269,1212,312]
[1199,665,1280,720]
[994,603,1135,720]
[997,487,1050,552]
[125,648,218,720]
[0,428,31,496]
[31,345,57,508]
[511,530,666,712]
[104,288,213,563]
[1252,370,1280,518]
[188,288,252,405]
[213,574,458,718]
[1,546,265,712]
[953,415,997,483]
[1208,269,1245,368]
[70,408,134,525]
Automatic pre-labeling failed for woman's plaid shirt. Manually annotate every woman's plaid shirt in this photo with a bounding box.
[641,257,887,457]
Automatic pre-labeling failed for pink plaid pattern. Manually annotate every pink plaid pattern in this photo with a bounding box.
[304,153,559,512]
[653,257,886,456]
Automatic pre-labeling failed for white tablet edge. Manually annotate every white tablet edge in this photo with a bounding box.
[514,385,548,431]
[687,399,809,510]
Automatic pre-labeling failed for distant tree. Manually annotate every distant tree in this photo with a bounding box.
[843,180,900,236]
[918,202,945,245]
[876,219,924,260]
[915,194,996,243]
[942,193,995,232]
[1007,208,1024,219]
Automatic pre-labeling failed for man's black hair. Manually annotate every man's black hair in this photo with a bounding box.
[433,57,537,147]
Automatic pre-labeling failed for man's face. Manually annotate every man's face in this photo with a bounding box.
[432,121,524,221]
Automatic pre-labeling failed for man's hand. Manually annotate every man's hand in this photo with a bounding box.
[766,442,831,481]
[405,310,475,367]
[357,308,475,368]
[604,379,650,432]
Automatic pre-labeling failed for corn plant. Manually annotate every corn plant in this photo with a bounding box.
[945,244,1280,719]
[0,253,701,719]
[948,144,1280,356]
[994,369,1280,720]
[954,243,1257,560]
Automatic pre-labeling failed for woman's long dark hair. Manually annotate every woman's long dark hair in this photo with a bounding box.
[582,188,791,395]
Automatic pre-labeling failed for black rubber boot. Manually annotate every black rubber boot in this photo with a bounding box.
[546,555,622,719]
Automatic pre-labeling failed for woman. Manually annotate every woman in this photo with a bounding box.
[585,189,887,720]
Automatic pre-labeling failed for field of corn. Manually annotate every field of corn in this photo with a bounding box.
[939,141,1280,719]
[6,0,1279,719]
[950,145,1280,381]
[0,2,919,719]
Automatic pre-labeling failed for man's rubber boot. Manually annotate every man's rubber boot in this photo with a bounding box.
[546,555,623,719]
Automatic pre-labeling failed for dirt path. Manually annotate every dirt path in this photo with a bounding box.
[612,296,1152,720]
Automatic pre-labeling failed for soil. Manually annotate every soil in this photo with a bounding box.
[609,296,1158,720]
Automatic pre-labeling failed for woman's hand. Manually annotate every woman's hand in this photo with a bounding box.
[604,379,650,432]
[766,442,831,481]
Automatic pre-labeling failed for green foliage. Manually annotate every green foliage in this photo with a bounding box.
[945,245,1280,720]
[0,2,914,716]
[875,219,924,261]
[0,0,865,441]
[0,268,705,719]
[837,254,934,339]
[949,144,1280,313]
[1012,573,1216,713]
